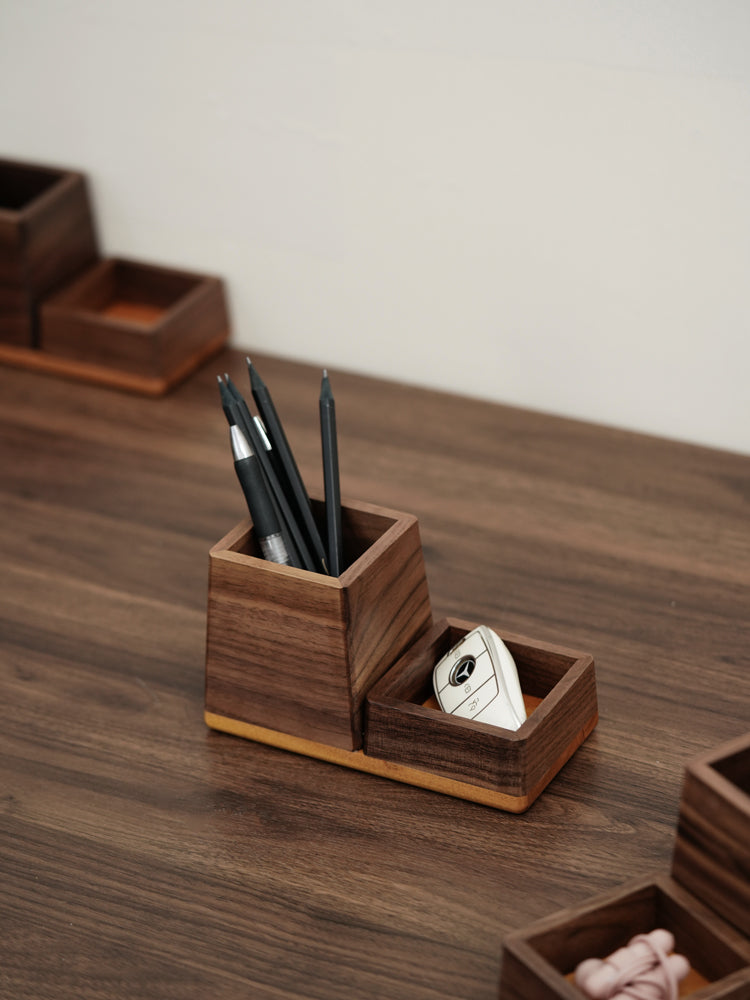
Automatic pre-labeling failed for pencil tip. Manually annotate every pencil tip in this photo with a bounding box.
[217,375,223,384]
[246,357,262,388]
[323,368,328,378]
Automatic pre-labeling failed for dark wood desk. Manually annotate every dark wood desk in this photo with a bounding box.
[1,351,748,999]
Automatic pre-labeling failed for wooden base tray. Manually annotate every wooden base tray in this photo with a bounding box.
[0,330,227,395]
[0,256,230,395]
[205,592,598,812]
[205,710,563,813]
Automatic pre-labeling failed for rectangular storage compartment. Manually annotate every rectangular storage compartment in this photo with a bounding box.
[39,257,228,388]
[499,875,750,999]
[672,731,750,941]
[365,617,598,812]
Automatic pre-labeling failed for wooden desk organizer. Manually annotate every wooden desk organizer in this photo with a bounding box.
[204,501,598,812]
[205,498,433,751]
[499,874,750,999]
[499,732,750,996]
[37,257,229,394]
[672,731,750,941]
[0,156,98,347]
[0,156,228,393]
[365,618,597,811]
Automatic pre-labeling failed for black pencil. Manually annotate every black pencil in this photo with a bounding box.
[246,358,329,575]
[319,369,343,576]
[218,376,312,571]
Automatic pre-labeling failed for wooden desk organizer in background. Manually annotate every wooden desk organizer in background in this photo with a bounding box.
[0,156,228,393]
[499,731,750,997]
[38,256,229,394]
[0,156,98,347]
[672,731,750,942]
[204,499,598,813]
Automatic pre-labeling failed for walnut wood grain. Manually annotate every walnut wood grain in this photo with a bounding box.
[39,257,230,382]
[204,498,433,750]
[204,710,548,811]
[0,157,98,346]
[672,732,750,940]
[0,328,228,395]
[499,875,750,999]
[364,617,597,806]
[1,348,749,1000]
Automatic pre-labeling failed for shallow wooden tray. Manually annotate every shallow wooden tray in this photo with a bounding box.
[499,874,750,999]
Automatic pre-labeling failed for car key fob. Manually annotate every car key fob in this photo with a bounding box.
[432,625,526,731]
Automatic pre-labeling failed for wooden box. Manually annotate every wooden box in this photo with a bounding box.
[365,618,598,813]
[205,506,598,811]
[0,284,32,349]
[499,874,750,999]
[0,157,98,346]
[38,257,229,394]
[204,498,433,752]
[672,732,750,941]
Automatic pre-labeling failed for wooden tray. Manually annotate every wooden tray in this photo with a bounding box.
[365,617,598,812]
[0,256,229,394]
[499,874,750,999]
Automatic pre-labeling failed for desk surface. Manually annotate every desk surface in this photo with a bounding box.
[1,351,748,1000]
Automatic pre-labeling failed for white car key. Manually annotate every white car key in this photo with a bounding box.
[432,626,526,731]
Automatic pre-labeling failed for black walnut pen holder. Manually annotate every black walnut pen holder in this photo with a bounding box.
[498,731,750,997]
[204,499,598,813]
[0,156,228,394]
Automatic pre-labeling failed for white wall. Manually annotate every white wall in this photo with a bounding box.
[2,1,749,454]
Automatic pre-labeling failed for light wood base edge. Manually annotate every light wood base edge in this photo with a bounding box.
[204,711,597,812]
[0,330,228,395]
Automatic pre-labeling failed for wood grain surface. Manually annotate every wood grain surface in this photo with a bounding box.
[205,500,432,750]
[39,259,229,380]
[672,732,750,940]
[500,874,750,999]
[1,348,749,999]
[364,617,597,805]
[0,158,98,347]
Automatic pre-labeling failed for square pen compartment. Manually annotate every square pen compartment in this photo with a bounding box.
[0,157,98,346]
[364,618,598,813]
[204,498,433,752]
[672,731,750,940]
[39,257,229,393]
[499,874,750,999]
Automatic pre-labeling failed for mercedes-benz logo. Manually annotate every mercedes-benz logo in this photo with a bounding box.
[449,655,476,686]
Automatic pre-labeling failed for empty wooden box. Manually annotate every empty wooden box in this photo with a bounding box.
[0,156,98,346]
[672,731,750,941]
[365,617,598,812]
[499,874,750,999]
[39,257,229,394]
[205,503,598,811]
